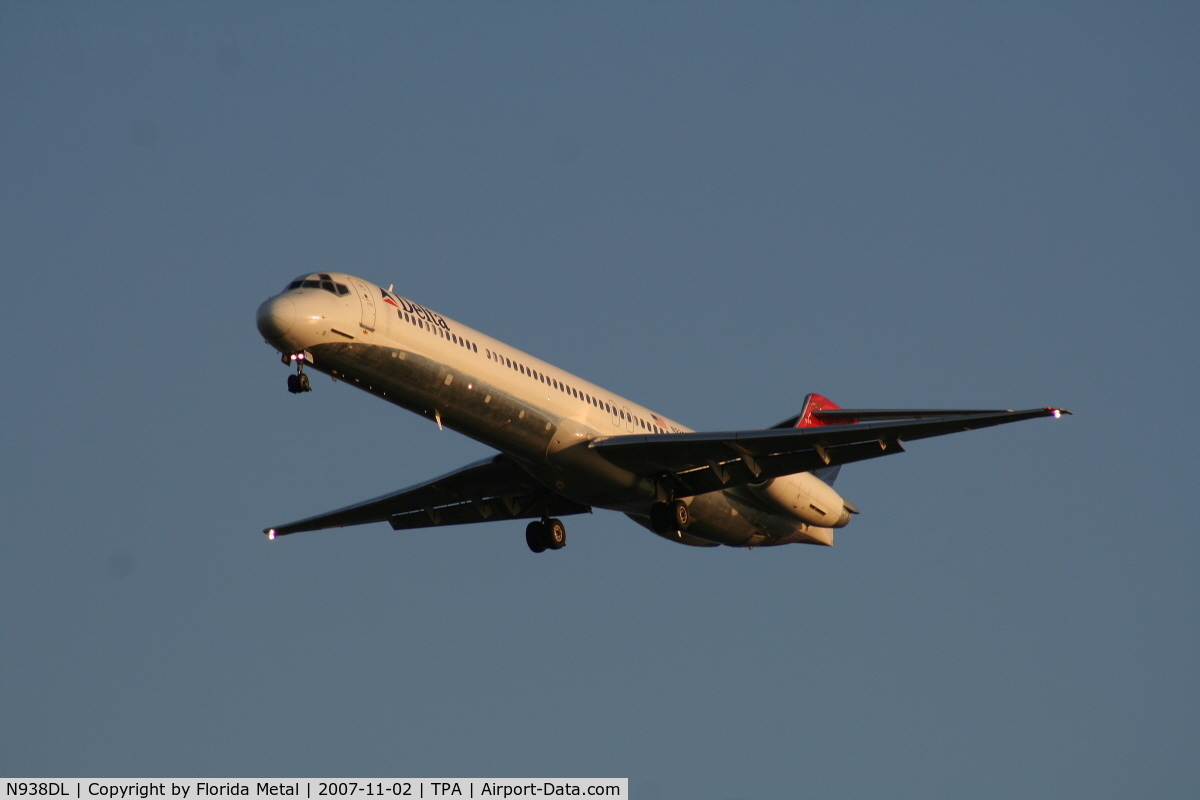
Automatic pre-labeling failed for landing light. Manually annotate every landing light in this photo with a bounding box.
[267,529,276,540]
[1052,409,1061,419]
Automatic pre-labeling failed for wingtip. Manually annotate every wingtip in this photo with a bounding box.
[1048,407,1073,418]
[264,528,277,540]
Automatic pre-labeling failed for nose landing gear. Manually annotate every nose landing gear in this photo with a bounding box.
[287,372,311,394]
[285,352,312,394]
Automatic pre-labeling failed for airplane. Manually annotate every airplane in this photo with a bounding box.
[255,272,1070,552]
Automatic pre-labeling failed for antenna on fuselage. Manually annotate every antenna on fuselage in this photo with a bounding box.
[388,284,394,292]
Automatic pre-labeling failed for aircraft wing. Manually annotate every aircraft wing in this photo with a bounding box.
[590,407,1070,497]
[264,454,591,537]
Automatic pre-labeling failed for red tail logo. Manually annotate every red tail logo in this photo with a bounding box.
[796,393,857,427]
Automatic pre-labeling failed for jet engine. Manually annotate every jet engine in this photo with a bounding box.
[746,471,855,528]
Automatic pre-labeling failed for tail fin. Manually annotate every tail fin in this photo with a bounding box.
[771,394,857,485]
[797,393,858,428]
[771,393,860,430]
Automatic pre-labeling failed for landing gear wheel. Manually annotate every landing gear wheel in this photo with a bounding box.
[525,518,566,552]
[650,500,690,533]
[546,518,566,550]
[526,521,548,553]
[287,371,312,394]
[669,500,689,530]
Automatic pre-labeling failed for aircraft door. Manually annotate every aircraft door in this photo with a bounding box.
[621,405,636,433]
[351,278,377,331]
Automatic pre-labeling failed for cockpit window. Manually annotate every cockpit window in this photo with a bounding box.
[286,275,351,296]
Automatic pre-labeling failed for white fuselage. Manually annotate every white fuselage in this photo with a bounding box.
[256,273,841,547]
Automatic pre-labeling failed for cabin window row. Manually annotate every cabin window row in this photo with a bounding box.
[399,310,478,353]
[482,349,664,433]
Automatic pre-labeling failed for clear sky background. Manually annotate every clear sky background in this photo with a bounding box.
[2,3,1197,798]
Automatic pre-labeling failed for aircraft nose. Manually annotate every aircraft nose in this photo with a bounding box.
[256,296,296,341]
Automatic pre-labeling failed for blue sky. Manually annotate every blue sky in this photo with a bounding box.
[2,3,1197,798]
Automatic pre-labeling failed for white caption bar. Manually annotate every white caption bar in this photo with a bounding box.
[2,781,627,800]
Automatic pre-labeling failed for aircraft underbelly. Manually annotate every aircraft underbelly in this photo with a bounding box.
[304,340,840,546]
[305,341,832,548]
[307,341,561,456]
[305,342,649,504]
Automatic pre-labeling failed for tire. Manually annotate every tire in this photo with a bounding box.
[525,521,547,553]
[287,374,301,394]
[546,518,566,550]
[298,373,311,392]
[669,499,690,530]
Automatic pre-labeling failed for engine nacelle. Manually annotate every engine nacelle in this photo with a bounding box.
[746,471,854,528]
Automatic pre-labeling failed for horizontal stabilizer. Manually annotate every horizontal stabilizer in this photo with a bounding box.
[774,393,1019,428]
[810,408,1018,421]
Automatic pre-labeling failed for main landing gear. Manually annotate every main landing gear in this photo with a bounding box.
[526,518,567,553]
[649,500,690,534]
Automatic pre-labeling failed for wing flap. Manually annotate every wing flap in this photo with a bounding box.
[265,454,589,537]
[387,494,590,531]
